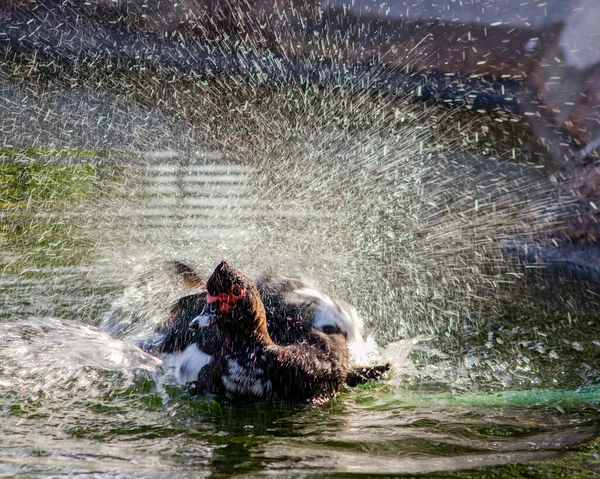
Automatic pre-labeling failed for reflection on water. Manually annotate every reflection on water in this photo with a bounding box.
[1,157,600,478]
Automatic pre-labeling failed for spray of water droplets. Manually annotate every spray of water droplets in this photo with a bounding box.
[1,2,584,391]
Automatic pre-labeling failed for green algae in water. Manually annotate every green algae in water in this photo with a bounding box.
[354,386,600,411]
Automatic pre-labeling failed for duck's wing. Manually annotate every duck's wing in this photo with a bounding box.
[154,292,221,385]
[265,343,348,402]
[155,292,221,355]
[255,274,310,295]
[256,273,353,340]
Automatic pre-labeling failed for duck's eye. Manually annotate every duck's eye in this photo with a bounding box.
[209,302,218,314]
[232,284,241,297]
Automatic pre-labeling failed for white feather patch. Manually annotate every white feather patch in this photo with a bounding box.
[289,287,382,365]
[290,287,357,340]
[169,343,212,385]
[222,358,272,398]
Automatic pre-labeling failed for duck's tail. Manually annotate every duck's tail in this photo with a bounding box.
[346,363,392,387]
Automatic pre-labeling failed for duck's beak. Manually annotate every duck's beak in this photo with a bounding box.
[189,303,217,330]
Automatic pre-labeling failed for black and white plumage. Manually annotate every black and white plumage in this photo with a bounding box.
[151,261,389,401]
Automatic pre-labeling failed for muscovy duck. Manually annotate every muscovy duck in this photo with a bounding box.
[184,261,389,402]
[151,261,389,395]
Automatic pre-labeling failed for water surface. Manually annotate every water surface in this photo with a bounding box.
[1,155,599,477]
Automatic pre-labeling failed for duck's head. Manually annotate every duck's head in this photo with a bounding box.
[189,261,270,347]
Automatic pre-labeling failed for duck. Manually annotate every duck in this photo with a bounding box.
[149,261,389,398]
[185,261,389,402]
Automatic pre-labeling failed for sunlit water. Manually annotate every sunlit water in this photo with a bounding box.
[1,76,600,476]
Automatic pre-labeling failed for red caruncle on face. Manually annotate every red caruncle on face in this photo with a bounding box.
[206,285,243,314]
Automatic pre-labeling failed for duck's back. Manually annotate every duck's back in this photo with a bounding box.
[265,333,350,401]
[204,335,349,403]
